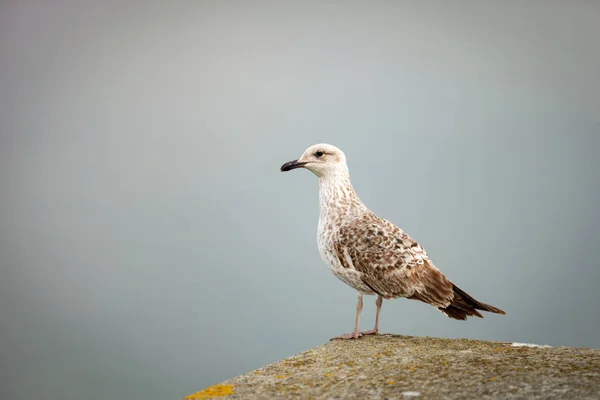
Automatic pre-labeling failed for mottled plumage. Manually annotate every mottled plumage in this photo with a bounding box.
[281,143,505,339]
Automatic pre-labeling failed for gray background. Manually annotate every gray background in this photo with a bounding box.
[1,1,599,400]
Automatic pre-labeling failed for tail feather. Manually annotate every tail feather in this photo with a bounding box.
[439,284,506,320]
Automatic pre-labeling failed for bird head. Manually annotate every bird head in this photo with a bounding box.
[280,143,348,178]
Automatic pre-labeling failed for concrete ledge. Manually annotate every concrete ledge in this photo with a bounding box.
[185,335,600,399]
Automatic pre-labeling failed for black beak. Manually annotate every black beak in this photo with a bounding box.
[280,159,307,172]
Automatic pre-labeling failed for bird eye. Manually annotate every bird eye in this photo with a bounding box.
[315,151,324,157]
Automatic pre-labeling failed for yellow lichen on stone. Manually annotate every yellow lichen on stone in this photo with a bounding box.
[387,381,396,385]
[324,373,334,377]
[184,384,235,399]
[275,375,288,379]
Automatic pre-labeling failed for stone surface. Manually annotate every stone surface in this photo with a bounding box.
[185,335,600,399]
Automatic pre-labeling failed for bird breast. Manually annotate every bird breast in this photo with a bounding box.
[317,215,376,295]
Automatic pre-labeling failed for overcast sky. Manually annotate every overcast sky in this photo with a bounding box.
[1,1,599,400]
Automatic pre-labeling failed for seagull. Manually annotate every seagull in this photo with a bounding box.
[280,143,505,340]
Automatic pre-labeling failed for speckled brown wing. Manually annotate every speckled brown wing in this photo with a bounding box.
[334,213,454,307]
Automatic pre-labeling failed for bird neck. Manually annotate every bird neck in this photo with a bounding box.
[318,172,367,224]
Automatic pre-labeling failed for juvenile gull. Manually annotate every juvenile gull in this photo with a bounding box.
[281,143,505,340]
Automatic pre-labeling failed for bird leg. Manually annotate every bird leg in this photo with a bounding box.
[330,294,363,340]
[361,295,383,335]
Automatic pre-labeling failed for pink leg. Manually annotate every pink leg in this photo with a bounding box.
[361,295,383,335]
[330,294,363,340]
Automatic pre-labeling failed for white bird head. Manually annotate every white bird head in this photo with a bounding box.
[280,143,348,178]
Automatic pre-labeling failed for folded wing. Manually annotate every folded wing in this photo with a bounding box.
[333,213,454,308]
